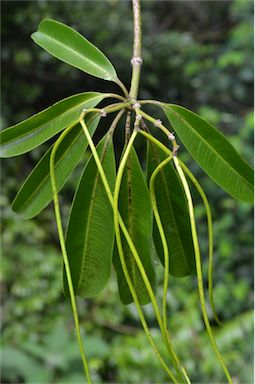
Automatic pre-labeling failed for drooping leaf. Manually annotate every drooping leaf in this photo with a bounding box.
[0,92,103,157]
[113,147,156,305]
[164,104,254,202]
[147,141,195,277]
[64,132,116,298]
[12,115,100,219]
[31,19,117,81]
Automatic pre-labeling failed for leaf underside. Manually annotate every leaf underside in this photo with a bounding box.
[64,132,116,298]
[113,147,156,305]
[147,141,196,277]
[164,104,254,202]
[12,115,100,219]
[31,18,117,81]
[0,92,103,157]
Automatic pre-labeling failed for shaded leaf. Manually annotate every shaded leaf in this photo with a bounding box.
[113,147,156,305]
[32,19,117,81]
[12,115,100,219]
[0,92,103,157]
[147,141,195,276]
[164,104,254,202]
[64,132,116,298]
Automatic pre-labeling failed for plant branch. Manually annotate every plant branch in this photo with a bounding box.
[129,0,142,100]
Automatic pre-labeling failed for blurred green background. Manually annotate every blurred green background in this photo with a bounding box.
[1,0,253,383]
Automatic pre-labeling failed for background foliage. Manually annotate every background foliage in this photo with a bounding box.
[1,0,253,383]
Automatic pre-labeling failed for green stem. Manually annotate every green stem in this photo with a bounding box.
[50,124,91,384]
[135,108,179,153]
[129,0,142,100]
[179,160,223,326]
[173,156,232,384]
[79,115,178,383]
[149,155,172,330]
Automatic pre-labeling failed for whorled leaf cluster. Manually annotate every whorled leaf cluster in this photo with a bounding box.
[1,18,253,384]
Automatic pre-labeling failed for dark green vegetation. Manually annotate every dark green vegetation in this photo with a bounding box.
[1,1,253,383]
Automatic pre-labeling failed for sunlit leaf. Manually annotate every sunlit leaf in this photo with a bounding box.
[32,19,117,81]
[164,104,254,202]
[0,92,103,157]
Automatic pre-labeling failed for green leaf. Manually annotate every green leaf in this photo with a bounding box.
[64,132,116,298]
[164,104,254,202]
[12,115,100,219]
[0,92,103,157]
[31,18,117,81]
[113,147,156,305]
[147,141,196,277]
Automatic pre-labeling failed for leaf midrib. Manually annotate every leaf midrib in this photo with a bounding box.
[2,94,101,147]
[35,31,113,79]
[167,106,253,189]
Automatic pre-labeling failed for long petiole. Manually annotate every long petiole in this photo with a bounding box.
[80,115,178,383]
[149,156,172,329]
[102,92,127,102]
[115,78,130,99]
[139,129,230,381]
[134,108,180,157]
[173,156,232,384]
[113,122,187,383]
[138,99,164,107]
[179,160,223,326]
[140,130,222,325]
[148,156,194,384]
[50,124,92,384]
[82,101,129,117]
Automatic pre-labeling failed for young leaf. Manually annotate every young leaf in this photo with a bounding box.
[147,141,196,276]
[113,147,156,305]
[164,104,254,202]
[0,92,103,157]
[31,19,117,81]
[64,132,116,298]
[12,115,100,219]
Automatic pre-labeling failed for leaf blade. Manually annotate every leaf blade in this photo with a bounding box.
[164,104,254,202]
[12,115,100,219]
[64,132,116,298]
[0,92,103,157]
[113,147,156,305]
[31,19,117,81]
[147,141,196,277]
